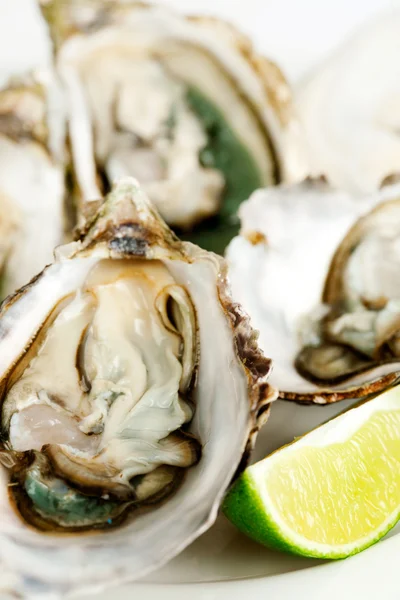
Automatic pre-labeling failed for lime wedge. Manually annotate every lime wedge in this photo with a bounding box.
[223,386,400,559]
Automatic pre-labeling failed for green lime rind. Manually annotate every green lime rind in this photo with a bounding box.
[222,470,400,560]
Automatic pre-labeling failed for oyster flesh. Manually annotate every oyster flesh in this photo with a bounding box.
[298,12,400,193]
[0,177,274,597]
[0,76,65,298]
[42,0,305,252]
[227,178,400,404]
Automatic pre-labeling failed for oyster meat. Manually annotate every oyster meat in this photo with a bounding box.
[0,178,274,597]
[0,76,65,298]
[41,0,305,252]
[227,178,400,403]
[298,12,400,193]
[297,195,400,388]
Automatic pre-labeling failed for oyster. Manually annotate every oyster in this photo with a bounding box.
[227,178,400,404]
[41,0,305,252]
[0,76,65,298]
[0,178,274,597]
[297,196,400,387]
[298,12,400,193]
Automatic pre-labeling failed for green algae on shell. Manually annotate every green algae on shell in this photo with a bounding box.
[181,86,266,253]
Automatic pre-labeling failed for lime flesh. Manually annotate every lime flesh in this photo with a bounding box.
[223,386,400,559]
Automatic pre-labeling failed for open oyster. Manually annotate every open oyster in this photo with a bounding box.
[0,76,65,298]
[297,196,400,387]
[227,178,400,404]
[41,0,305,253]
[298,12,400,193]
[0,178,274,597]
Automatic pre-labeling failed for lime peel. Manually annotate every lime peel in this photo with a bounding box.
[223,386,400,559]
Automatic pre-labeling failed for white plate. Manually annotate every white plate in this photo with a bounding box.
[3,2,400,599]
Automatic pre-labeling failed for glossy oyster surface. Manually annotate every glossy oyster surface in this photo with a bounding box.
[298,12,400,194]
[42,0,305,253]
[297,197,400,387]
[0,76,65,298]
[227,179,400,404]
[0,178,274,597]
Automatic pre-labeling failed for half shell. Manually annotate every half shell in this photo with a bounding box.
[298,12,400,193]
[0,75,65,298]
[41,0,306,252]
[227,178,400,404]
[0,177,274,598]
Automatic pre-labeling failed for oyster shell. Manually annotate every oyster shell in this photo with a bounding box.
[297,196,400,387]
[227,178,400,404]
[0,177,274,597]
[41,0,305,253]
[0,75,65,298]
[298,12,400,193]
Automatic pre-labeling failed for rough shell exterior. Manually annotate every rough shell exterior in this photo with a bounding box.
[0,178,276,598]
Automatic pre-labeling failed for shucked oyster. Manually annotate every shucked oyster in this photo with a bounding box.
[0,178,274,597]
[0,76,65,298]
[227,178,400,404]
[41,0,305,252]
[297,195,400,388]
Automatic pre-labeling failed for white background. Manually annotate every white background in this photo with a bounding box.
[1,0,400,85]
